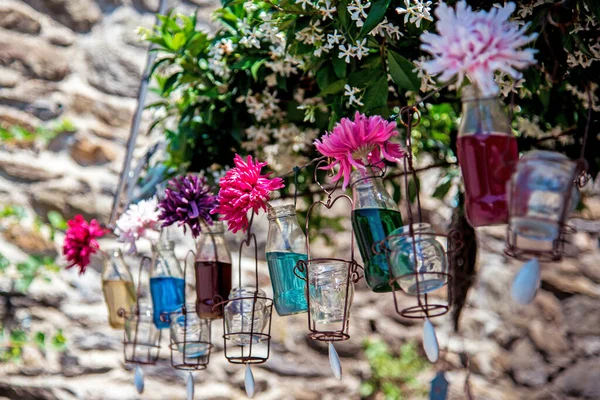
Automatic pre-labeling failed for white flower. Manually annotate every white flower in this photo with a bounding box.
[396,0,433,28]
[115,197,161,253]
[348,0,371,28]
[338,43,356,63]
[420,1,538,96]
[240,30,261,49]
[243,1,258,12]
[237,18,252,35]
[320,0,337,20]
[265,73,278,87]
[413,56,437,92]
[495,72,524,97]
[296,0,314,10]
[354,38,369,60]
[385,23,403,40]
[343,84,364,107]
[297,104,316,123]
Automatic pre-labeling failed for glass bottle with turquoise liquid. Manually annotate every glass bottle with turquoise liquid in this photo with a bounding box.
[150,237,185,329]
[351,167,403,292]
[266,204,308,316]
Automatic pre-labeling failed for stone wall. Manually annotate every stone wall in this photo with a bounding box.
[2,1,600,399]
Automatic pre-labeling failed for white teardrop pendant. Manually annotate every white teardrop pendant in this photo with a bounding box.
[187,372,194,400]
[511,258,541,305]
[423,318,439,363]
[245,364,255,398]
[134,365,144,394]
[329,341,342,380]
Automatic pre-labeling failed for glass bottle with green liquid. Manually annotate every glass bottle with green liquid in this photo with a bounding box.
[351,167,403,292]
[265,204,308,316]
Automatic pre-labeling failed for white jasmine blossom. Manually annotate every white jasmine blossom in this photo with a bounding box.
[327,30,343,45]
[265,73,278,87]
[339,43,356,63]
[396,0,433,28]
[354,38,369,60]
[320,0,337,20]
[295,0,315,10]
[344,84,364,107]
[348,0,371,28]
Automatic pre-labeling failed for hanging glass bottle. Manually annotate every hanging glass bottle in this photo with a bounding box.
[224,287,270,345]
[195,221,232,319]
[102,248,136,329]
[351,166,403,293]
[265,204,308,316]
[456,84,519,227]
[150,238,185,329]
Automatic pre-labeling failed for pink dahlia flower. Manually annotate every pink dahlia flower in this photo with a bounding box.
[314,112,405,189]
[212,155,284,233]
[420,1,538,96]
[63,215,106,275]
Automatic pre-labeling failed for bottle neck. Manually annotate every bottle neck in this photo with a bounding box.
[351,167,397,210]
[459,96,512,136]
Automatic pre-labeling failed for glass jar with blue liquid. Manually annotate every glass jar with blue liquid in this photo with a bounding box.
[266,204,308,316]
[351,167,403,293]
[150,239,185,329]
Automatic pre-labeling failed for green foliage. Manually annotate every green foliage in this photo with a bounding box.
[0,328,67,362]
[0,119,75,146]
[361,339,429,399]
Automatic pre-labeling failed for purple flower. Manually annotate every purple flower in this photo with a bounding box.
[158,174,218,238]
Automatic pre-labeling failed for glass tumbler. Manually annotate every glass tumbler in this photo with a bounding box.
[224,287,270,346]
[169,305,210,358]
[124,303,161,364]
[307,261,354,324]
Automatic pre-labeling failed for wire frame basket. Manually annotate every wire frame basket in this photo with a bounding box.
[294,160,363,342]
[376,106,461,320]
[118,256,161,365]
[215,215,274,365]
[504,157,587,262]
[162,250,214,371]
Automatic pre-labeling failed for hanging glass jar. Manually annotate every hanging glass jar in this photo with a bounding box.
[307,260,354,325]
[195,221,232,319]
[149,239,185,329]
[456,85,519,227]
[224,287,270,346]
[351,166,403,292]
[169,304,211,360]
[387,223,448,295]
[102,248,136,329]
[506,150,580,260]
[265,204,308,316]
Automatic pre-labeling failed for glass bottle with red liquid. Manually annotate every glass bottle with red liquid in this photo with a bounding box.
[194,221,232,319]
[457,85,519,227]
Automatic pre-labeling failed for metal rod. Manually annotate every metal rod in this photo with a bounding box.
[109,0,170,228]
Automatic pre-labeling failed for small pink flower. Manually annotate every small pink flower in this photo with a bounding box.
[63,215,106,275]
[212,154,284,233]
[420,1,537,96]
[115,197,161,253]
[314,112,405,189]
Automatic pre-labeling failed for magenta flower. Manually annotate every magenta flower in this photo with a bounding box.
[420,1,537,96]
[63,215,106,275]
[159,174,218,238]
[212,155,284,233]
[314,112,405,189]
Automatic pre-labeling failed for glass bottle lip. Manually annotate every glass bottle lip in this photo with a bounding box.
[157,240,176,250]
[205,220,225,233]
[350,166,384,187]
[228,286,266,299]
[109,248,123,258]
[460,84,499,102]
[267,204,296,220]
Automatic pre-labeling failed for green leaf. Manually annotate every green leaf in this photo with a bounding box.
[34,332,46,349]
[318,79,347,96]
[51,330,67,351]
[171,32,185,50]
[332,56,347,78]
[387,50,420,92]
[362,75,388,111]
[337,0,350,29]
[251,59,266,80]
[47,211,67,230]
[359,0,391,37]
[432,179,453,200]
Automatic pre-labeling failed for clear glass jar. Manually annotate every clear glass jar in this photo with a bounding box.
[266,204,308,316]
[195,221,232,319]
[169,304,211,358]
[508,150,579,251]
[124,302,160,364]
[307,261,354,324]
[350,167,403,293]
[224,287,269,346]
[102,248,136,329]
[149,239,185,329]
[388,223,448,295]
[457,85,519,227]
